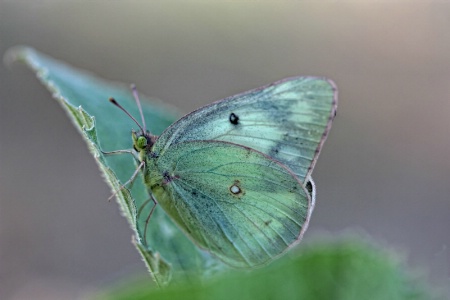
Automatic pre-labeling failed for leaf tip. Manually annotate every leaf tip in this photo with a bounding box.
[3,45,34,68]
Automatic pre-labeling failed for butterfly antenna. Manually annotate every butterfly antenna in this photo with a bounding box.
[109,98,145,133]
[131,84,147,133]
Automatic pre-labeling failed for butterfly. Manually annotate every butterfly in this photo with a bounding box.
[110,77,337,269]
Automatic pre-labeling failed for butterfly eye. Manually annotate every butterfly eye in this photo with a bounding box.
[136,136,148,150]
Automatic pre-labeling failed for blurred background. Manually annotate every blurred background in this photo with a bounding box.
[1,1,449,299]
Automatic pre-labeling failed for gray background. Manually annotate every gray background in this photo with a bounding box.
[1,2,449,299]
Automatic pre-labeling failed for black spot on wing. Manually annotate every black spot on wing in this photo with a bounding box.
[162,170,179,184]
[229,113,239,125]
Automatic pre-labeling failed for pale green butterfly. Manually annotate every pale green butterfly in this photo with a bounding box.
[110,77,337,268]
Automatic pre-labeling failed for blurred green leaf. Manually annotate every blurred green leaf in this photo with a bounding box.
[93,240,430,300]
[6,46,223,285]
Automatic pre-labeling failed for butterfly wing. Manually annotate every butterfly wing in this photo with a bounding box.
[147,141,311,268]
[155,77,337,182]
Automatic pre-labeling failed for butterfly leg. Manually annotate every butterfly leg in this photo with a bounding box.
[108,160,145,201]
[101,149,133,155]
[101,149,142,164]
[140,194,158,246]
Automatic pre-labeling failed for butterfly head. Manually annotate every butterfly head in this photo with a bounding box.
[132,129,156,153]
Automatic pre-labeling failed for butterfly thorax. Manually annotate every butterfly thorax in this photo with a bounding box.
[132,130,173,207]
[142,144,183,225]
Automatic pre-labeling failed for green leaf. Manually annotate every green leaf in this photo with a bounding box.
[6,46,223,285]
[93,240,431,300]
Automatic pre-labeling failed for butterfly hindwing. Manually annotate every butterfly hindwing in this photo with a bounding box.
[147,141,311,268]
[156,77,337,182]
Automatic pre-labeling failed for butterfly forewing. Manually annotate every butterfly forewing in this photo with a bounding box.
[147,141,311,268]
[156,77,337,182]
